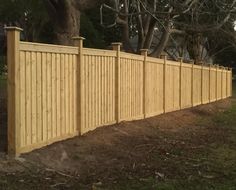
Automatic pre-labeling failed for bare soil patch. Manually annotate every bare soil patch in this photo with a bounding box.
[0,98,227,189]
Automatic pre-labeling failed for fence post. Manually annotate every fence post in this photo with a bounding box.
[161,54,167,113]
[112,43,122,123]
[72,36,85,135]
[225,67,228,98]
[201,62,204,104]
[5,27,23,156]
[230,68,233,97]
[209,64,211,103]
[140,49,148,118]
[216,65,218,101]
[221,67,223,99]
[178,57,183,109]
[191,61,194,106]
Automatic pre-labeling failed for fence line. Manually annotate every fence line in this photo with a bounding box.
[6,27,233,155]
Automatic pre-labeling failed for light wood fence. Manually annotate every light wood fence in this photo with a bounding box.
[6,27,233,155]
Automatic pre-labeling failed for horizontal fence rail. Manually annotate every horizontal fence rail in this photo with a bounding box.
[6,27,233,155]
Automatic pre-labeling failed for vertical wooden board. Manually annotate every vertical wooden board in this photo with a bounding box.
[56,54,61,137]
[171,66,174,109]
[139,61,143,115]
[134,61,137,116]
[227,71,231,96]
[174,66,180,109]
[25,51,32,146]
[97,56,101,126]
[154,63,158,112]
[31,52,37,144]
[108,57,112,122]
[72,54,77,132]
[88,55,92,130]
[51,53,57,138]
[19,51,26,147]
[224,72,227,98]
[60,54,65,135]
[69,54,73,133]
[82,55,87,131]
[94,56,99,128]
[145,62,150,114]
[36,52,42,143]
[91,55,95,129]
[126,59,129,118]
[165,65,169,110]
[106,57,109,123]
[42,53,47,141]
[120,58,123,119]
[104,57,108,123]
[99,56,103,124]
[217,71,221,99]
[122,58,126,119]
[134,60,137,117]
[95,56,98,127]
[202,69,209,103]
[92,55,95,128]
[152,63,156,113]
[156,64,162,113]
[82,55,86,131]
[111,57,115,121]
[181,67,185,108]
[129,59,132,118]
[101,56,104,124]
[132,60,136,116]
[130,60,133,118]
[64,54,69,134]
[112,57,116,120]
[46,53,52,139]
[120,59,124,119]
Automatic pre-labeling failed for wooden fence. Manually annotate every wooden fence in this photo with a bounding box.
[6,27,232,155]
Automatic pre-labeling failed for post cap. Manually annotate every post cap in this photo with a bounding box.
[177,57,183,61]
[189,59,194,64]
[72,36,85,40]
[4,26,23,32]
[111,42,122,46]
[140,49,148,52]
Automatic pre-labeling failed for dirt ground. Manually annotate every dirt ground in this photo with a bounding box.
[0,95,235,189]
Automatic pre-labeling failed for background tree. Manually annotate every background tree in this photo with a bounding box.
[100,0,236,63]
[0,0,53,42]
[43,0,106,45]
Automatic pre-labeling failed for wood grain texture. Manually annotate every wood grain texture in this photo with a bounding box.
[7,35,232,155]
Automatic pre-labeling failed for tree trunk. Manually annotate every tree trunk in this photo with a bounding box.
[44,0,103,45]
[55,4,81,45]
[150,22,171,57]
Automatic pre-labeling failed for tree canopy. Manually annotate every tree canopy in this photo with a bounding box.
[0,0,235,66]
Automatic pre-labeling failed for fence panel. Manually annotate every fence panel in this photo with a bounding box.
[181,63,192,108]
[6,27,232,155]
[165,61,180,112]
[17,42,79,153]
[81,48,116,134]
[119,52,144,121]
[210,68,217,102]
[217,68,222,100]
[202,67,210,104]
[222,69,227,98]
[193,65,202,106]
[145,57,164,117]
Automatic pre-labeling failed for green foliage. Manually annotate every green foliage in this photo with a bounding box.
[81,8,122,48]
[0,0,53,43]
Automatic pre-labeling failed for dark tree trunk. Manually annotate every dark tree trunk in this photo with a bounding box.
[44,0,104,45]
